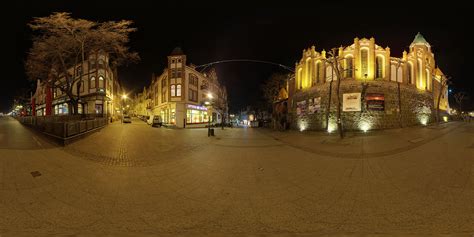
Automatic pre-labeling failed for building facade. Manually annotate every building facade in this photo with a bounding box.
[290,33,449,131]
[133,47,228,128]
[32,51,124,120]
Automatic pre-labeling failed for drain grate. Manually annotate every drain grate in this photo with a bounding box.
[30,171,41,178]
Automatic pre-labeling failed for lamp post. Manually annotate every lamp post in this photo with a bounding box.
[121,94,127,123]
[205,92,213,136]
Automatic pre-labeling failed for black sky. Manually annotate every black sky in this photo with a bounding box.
[5,0,474,113]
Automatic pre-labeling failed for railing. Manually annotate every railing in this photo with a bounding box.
[17,115,107,139]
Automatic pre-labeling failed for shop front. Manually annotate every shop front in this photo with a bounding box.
[186,104,210,128]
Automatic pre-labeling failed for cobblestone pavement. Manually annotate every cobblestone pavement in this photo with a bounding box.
[1,117,473,236]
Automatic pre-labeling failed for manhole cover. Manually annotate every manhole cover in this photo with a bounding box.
[30,171,41,178]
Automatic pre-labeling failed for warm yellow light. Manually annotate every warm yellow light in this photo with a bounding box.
[204,101,210,105]
[327,120,336,133]
[420,117,428,125]
[207,93,213,99]
[360,121,370,132]
[122,94,128,99]
[443,116,448,122]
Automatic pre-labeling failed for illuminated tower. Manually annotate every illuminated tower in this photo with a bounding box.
[409,32,434,90]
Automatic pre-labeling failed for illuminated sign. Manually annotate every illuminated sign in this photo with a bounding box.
[366,93,385,111]
[187,104,207,111]
[343,93,361,111]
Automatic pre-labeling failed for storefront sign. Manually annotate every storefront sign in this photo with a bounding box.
[296,100,306,116]
[308,97,321,114]
[366,93,385,111]
[343,93,361,112]
[187,104,207,111]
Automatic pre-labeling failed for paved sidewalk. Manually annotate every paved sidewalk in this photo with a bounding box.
[1,119,473,236]
[260,122,464,158]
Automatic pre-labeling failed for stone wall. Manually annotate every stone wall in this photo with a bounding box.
[289,79,444,131]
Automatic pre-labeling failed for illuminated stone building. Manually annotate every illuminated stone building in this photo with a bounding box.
[289,33,449,131]
[134,47,228,128]
[32,51,124,120]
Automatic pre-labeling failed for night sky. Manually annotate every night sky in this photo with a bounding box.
[5,1,473,113]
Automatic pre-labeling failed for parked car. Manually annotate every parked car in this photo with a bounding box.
[123,115,132,123]
[149,115,163,127]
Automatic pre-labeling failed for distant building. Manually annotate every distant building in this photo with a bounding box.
[290,33,450,131]
[32,51,124,120]
[133,47,228,128]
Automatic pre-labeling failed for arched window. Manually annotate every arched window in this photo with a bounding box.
[297,68,303,89]
[360,48,368,78]
[345,56,353,78]
[176,84,182,96]
[315,61,321,84]
[376,55,384,78]
[171,85,176,96]
[305,58,311,88]
[90,76,96,89]
[98,76,104,88]
[407,62,413,84]
[426,69,431,90]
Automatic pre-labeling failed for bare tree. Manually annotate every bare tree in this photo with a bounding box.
[25,12,139,115]
[262,73,290,104]
[454,91,468,119]
[326,48,345,139]
[435,75,451,124]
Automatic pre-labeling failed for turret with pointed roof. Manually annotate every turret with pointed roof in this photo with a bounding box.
[411,32,430,47]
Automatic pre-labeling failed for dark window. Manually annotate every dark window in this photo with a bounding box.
[376,56,383,78]
[345,56,353,78]
[361,49,368,77]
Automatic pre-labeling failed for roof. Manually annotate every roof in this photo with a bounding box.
[412,32,429,45]
[170,47,184,56]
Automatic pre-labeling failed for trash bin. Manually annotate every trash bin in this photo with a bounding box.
[210,128,214,136]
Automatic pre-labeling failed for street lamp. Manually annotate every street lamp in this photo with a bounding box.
[121,94,128,123]
[205,94,214,136]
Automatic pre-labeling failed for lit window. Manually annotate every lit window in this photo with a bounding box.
[171,85,176,96]
[177,84,181,96]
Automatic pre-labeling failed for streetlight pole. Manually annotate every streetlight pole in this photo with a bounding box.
[121,94,127,123]
[205,92,213,137]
